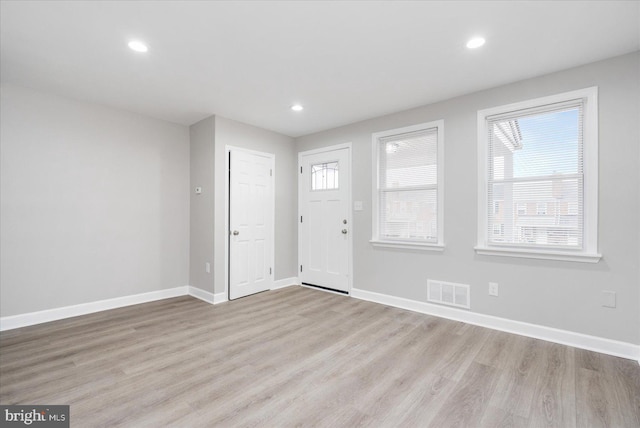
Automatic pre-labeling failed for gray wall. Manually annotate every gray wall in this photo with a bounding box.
[0,84,190,316]
[189,117,215,292]
[295,52,640,344]
[214,116,297,294]
[2,54,637,345]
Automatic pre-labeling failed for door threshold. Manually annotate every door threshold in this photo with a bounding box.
[301,283,349,295]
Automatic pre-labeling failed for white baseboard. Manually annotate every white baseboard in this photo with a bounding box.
[272,277,299,290]
[0,286,189,331]
[187,286,227,304]
[0,285,231,331]
[351,287,640,363]
[5,282,636,364]
[188,286,216,304]
[0,280,286,331]
[213,291,228,304]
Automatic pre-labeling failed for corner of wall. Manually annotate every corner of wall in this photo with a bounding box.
[189,115,216,294]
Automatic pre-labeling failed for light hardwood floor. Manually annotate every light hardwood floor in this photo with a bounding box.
[1,286,639,427]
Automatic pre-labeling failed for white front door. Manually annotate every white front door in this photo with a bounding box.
[229,148,274,300]
[299,145,351,293]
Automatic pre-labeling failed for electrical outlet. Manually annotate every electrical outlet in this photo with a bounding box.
[602,290,616,308]
[489,282,499,297]
[205,262,211,273]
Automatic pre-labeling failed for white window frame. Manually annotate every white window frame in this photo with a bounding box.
[370,120,445,251]
[475,87,601,263]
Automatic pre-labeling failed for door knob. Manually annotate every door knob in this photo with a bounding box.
[342,229,348,234]
[232,230,239,236]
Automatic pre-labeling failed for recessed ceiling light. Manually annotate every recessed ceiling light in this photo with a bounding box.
[291,104,304,112]
[128,40,148,53]
[466,37,485,49]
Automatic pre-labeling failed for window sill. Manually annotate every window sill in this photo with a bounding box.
[370,240,445,252]
[474,246,601,263]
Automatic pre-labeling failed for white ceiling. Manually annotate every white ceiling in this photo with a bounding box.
[1,1,638,137]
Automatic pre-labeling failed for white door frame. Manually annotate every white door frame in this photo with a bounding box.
[225,145,276,299]
[298,142,353,294]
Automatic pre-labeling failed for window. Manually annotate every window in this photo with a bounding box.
[568,202,578,216]
[371,120,444,250]
[476,87,600,262]
[311,161,339,190]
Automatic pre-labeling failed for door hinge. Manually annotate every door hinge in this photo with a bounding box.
[300,166,302,174]
[300,215,303,223]
[270,169,272,177]
[300,265,303,272]
[269,267,272,275]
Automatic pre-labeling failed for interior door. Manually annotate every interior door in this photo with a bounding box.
[299,146,351,293]
[229,148,274,300]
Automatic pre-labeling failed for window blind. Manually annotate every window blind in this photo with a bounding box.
[486,100,584,249]
[378,128,438,242]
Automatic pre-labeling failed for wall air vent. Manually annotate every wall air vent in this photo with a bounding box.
[427,279,470,309]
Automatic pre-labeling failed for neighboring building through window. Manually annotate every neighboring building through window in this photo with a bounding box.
[371,120,444,249]
[536,202,547,216]
[476,87,600,262]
